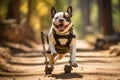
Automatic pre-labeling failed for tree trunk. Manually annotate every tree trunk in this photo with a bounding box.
[99,0,114,35]
[6,0,20,24]
[27,0,32,25]
[24,0,35,41]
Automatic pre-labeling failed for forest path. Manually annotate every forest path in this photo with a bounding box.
[0,40,120,80]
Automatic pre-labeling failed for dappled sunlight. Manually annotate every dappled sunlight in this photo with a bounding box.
[37,2,49,16]
[20,2,28,14]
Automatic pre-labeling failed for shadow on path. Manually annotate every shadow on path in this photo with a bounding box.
[52,73,83,79]
[77,48,105,52]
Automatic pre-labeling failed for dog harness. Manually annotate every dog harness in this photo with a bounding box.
[53,28,76,54]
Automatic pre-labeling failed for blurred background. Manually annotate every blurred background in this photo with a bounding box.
[0,0,120,76]
[0,0,120,46]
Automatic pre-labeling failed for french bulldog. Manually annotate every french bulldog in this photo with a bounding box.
[47,6,78,73]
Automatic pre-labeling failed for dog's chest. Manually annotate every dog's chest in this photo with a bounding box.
[54,38,71,53]
[52,29,75,46]
[58,39,68,45]
[52,31,71,46]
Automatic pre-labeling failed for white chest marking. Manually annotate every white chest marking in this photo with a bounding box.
[58,39,68,45]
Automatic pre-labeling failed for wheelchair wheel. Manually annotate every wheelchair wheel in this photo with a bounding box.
[64,65,71,73]
[45,67,53,75]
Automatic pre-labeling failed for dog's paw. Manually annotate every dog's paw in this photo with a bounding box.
[72,63,78,67]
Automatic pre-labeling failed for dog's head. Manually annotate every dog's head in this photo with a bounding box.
[51,6,73,33]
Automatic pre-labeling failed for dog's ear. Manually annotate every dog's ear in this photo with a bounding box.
[66,6,72,17]
[51,7,56,18]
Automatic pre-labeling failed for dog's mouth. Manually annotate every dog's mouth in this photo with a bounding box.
[57,26,65,31]
[54,23,69,31]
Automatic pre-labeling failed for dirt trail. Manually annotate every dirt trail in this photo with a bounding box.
[0,40,120,80]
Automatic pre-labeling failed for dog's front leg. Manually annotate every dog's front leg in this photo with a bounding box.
[49,42,57,56]
[48,30,57,56]
[47,32,57,73]
[70,39,78,67]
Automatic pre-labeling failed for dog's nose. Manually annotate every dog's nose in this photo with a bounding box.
[59,19,64,22]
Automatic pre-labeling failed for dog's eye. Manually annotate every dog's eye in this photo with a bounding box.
[64,16,69,19]
[55,17,58,19]
[64,16,70,21]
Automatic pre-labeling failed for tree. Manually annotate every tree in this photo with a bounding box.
[98,0,114,35]
[6,0,20,24]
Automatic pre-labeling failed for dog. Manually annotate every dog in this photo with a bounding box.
[47,6,78,73]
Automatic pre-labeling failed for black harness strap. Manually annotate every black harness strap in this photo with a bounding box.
[53,28,76,53]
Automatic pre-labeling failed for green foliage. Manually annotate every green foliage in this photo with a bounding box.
[20,0,28,14]
[72,9,83,38]
[54,0,66,11]
[0,0,9,19]
[112,0,120,32]
[0,0,119,38]
[90,1,98,28]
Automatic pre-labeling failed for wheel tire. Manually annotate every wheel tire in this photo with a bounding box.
[64,65,71,73]
[45,67,53,74]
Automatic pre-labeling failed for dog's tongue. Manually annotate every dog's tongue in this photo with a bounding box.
[58,26,65,31]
